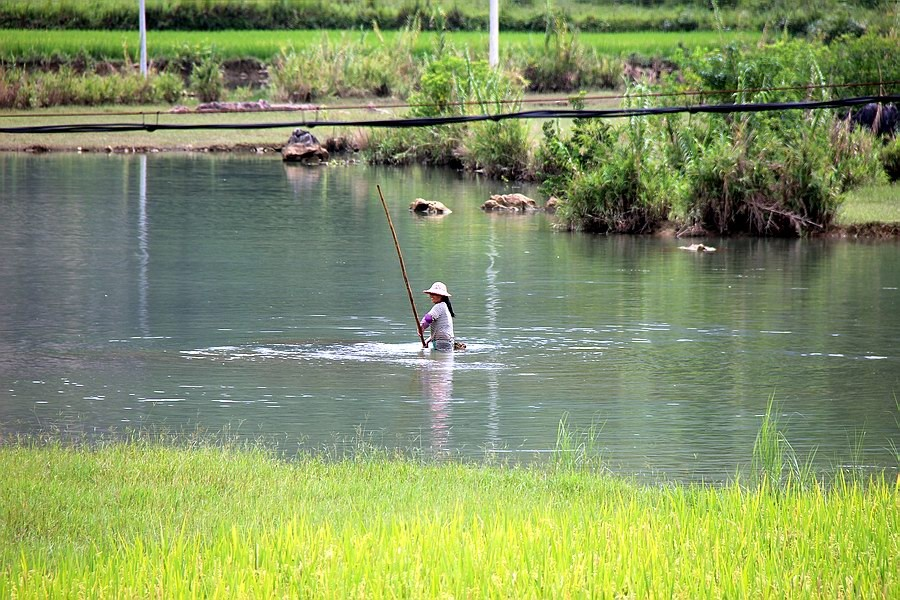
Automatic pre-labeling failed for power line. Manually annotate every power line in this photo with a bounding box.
[2,95,897,135]
[2,80,897,122]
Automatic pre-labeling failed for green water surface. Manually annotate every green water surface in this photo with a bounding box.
[1,154,898,480]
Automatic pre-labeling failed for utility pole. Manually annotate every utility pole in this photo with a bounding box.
[139,0,147,77]
[489,0,498,67]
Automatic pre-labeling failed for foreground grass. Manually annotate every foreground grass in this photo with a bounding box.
[1,440,897,598]
[837,183,900,225]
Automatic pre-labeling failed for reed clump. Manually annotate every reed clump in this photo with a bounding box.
[0,412,897,598]
[365,52,531,178]
[538,36,897,235]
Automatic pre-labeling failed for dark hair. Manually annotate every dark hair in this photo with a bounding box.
[440,297,455,318]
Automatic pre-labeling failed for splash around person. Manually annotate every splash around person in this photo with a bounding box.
[420,282,456,351]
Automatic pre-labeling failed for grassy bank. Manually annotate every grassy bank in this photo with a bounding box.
[838,183,900,225]
[1,435,898,597]
[2,28,898,236]
[1,103,898,237]
[0,104,383,152]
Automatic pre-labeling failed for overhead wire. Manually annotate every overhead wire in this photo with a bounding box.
[2,79,898,122]
[0,83,897,135]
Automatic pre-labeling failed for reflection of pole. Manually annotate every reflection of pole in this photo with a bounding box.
[138,155,149,335]
[139,0,147,77]
[377,185,427,348]
[485,218,500,445]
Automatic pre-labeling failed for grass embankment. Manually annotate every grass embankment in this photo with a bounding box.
[0,104,385,152]
[1,437,898,597]
[2,26,898,235]
[838,183,900,226]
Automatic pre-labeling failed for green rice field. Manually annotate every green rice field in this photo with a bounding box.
[1,429,897,598]
[0,28,762,63]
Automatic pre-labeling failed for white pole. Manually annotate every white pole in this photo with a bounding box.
[139,0,147,77]
[489,0,499,67]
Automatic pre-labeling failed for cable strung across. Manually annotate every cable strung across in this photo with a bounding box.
[2,95,898,135]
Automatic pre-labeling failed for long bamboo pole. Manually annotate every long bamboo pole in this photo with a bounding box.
[377,185,427,348]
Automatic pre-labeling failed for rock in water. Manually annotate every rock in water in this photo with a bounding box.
[481,193,538,212]
[678,243,716,252]
[409,198,452,215]
[282,128,329,164]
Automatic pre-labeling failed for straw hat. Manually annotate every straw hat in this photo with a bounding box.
[423,281,451,297]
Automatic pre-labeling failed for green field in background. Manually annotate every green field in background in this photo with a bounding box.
[0,28,761,63]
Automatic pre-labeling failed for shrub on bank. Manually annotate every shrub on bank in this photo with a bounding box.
[366,54,531,176]
[0,66,184,108]
[464,119,532,180]
[269,26,422,101]
[540,36,894,236]
[516,14,622,93]
[882,136,900,182]
[541,110,877,236]
[189,56,224,103]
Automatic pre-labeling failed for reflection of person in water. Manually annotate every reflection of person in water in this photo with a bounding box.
[420,352,454,451]
[420,281,455,351]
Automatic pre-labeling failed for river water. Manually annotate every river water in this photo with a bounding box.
[1,153,898,481]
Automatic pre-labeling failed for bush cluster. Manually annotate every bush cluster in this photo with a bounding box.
[535,38,893,236]
[0,66,183,108]
[366,55,531,179]
[882,137,900,182]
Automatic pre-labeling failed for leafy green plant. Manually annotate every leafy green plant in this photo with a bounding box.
[881,136,900,182]
[551,412,604,472]
[368,54,529,174]
[190,55,224,103]
[465,119,532,180]
[751,394,812,489]
[561,145,663,233]
[152,70,184,104]
[830,122,888,192]
[268,48,315,102]
[0,67,30,108]
[517,11,623,92]
[535,114,615,198]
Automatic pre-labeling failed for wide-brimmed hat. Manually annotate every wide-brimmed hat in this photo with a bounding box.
[423,281,451,297]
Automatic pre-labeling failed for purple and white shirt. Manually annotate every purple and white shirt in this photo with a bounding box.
[420,302,454,343]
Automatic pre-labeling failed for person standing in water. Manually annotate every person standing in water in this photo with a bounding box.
[420,282,455,351]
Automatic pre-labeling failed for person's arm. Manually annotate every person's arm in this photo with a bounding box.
[420,312,434,346]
